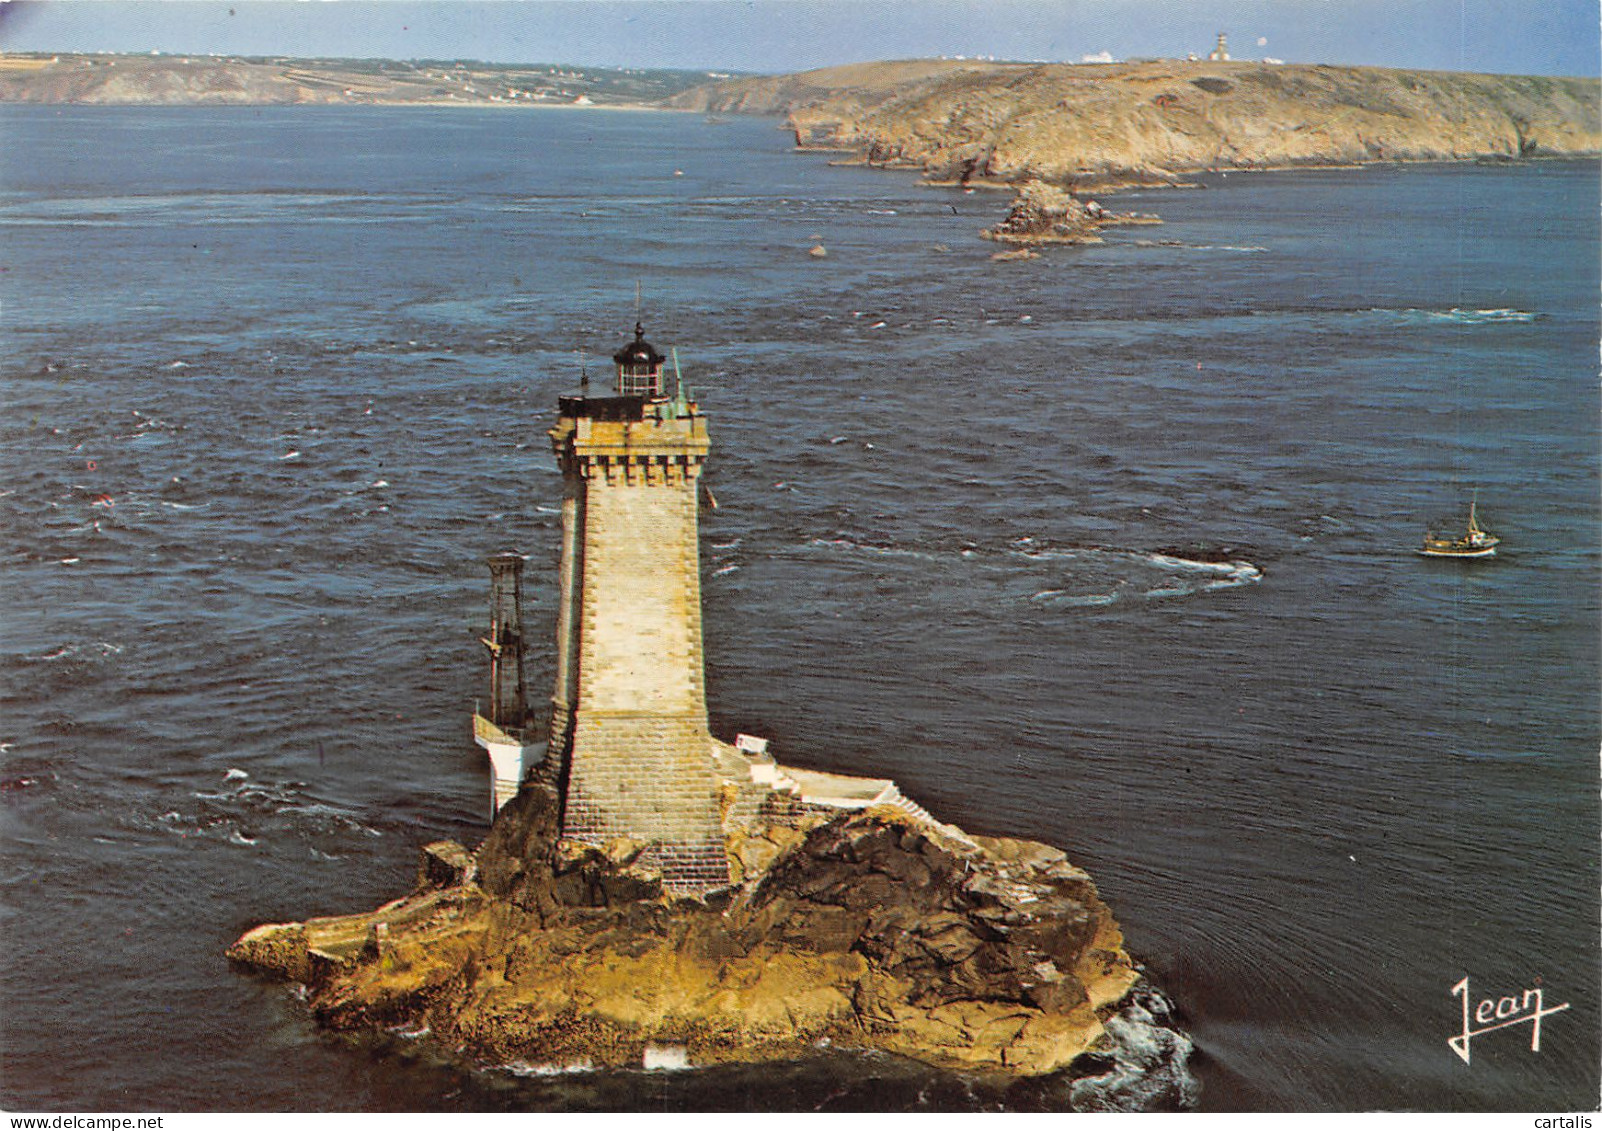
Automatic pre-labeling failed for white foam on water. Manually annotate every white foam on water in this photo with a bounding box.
[1015,547,1077,562]
[805,536,935,563]
[1144,552,1234,573]
[712,563,740,576]
[224,768,249,781]
[1438,307,1536,323]
[1387,306,1538,325]
[642,1044,691,1071]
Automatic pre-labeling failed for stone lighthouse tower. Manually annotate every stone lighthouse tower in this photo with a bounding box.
[544,323,730,894]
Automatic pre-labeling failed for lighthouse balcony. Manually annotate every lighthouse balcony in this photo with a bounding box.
[558,393,649,421]
[558,394,698,423]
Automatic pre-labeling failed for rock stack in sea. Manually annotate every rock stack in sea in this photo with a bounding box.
[229,778,1197,1110]
[980,179,1161,246]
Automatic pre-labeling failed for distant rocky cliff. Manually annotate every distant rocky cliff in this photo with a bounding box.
[670,59,1601,189]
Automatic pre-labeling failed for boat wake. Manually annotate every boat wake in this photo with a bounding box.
[798,536,1261,609]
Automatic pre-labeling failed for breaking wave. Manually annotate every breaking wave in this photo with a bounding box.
[1388,307,1539,325]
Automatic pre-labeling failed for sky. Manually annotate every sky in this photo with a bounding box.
[0,0,1596,76]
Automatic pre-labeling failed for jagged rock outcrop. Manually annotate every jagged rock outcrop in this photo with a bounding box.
[229,783,1196,1108]
[671,59,1602,190]
[981,179,1160,245]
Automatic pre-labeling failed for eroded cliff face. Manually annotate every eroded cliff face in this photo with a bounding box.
[672,60,1601,189]
[228,784,1195,1107]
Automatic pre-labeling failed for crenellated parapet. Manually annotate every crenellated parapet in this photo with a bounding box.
[548,396,709,485]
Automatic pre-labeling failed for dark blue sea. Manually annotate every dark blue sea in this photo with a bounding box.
[1,105,1597,1113]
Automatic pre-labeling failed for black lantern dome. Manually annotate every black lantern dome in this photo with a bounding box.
[614,322,666,397]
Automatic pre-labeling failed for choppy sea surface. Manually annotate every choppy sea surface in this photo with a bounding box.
[0,106,1597,1112]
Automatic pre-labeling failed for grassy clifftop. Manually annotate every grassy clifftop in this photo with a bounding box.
[672,59,1601,188]
[0,52,720,106]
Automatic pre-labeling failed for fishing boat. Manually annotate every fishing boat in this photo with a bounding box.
[1418,496,1500,558]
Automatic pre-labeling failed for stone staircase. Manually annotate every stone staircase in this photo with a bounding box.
[878,785,979,852]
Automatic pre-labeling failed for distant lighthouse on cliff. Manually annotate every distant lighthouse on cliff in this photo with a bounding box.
[1208,32,1230,62]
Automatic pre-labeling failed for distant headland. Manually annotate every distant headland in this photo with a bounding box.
[669,58,1602,191]
[0,52,725,107]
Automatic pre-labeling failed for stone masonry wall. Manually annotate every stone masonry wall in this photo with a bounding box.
[572,478,705,715]
[554,441,729,892]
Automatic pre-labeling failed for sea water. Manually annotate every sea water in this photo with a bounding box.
[0,106,1596,1112]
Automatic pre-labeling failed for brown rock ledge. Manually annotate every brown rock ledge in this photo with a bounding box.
[229,782,1195,1105]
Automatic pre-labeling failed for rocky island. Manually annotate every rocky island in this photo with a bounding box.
[229,783,1194,1108]
[228,326,1197,1110]
[981,179,1161,247]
